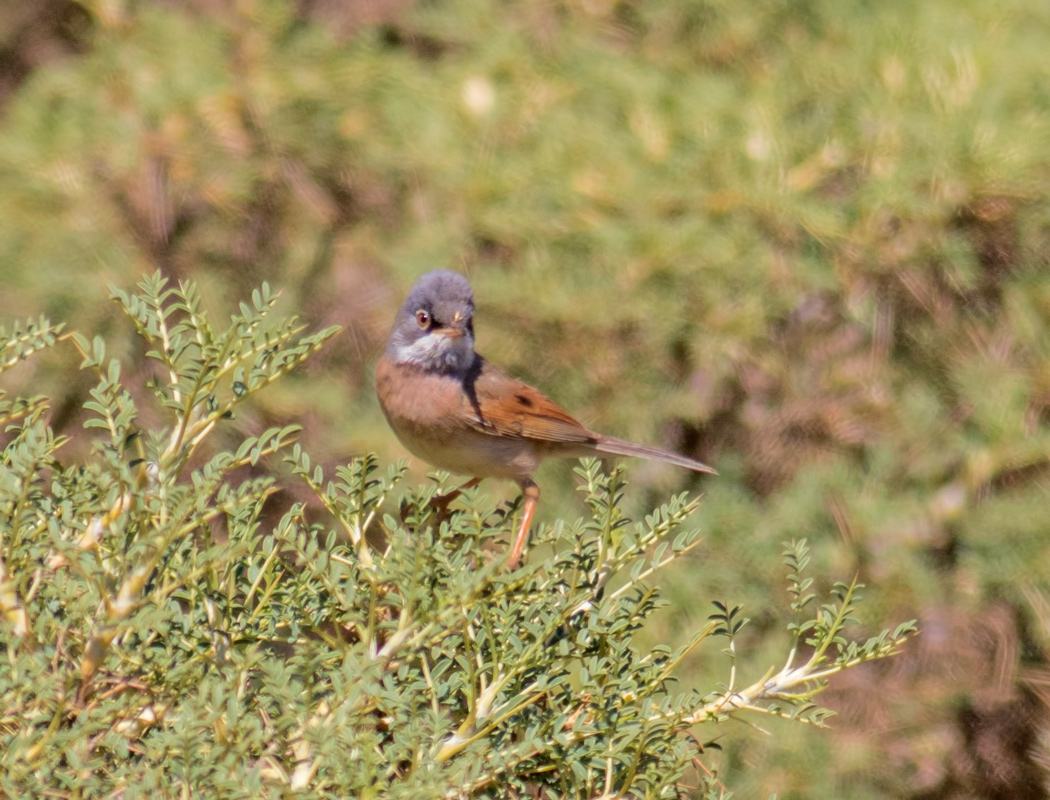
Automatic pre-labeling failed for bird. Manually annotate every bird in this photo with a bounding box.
[374,269,715,567]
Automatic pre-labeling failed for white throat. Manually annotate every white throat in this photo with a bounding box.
[394,333,475,372]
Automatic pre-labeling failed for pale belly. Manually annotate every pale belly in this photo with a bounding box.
[388,415,543,483]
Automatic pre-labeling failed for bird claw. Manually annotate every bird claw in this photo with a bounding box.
[400,479,480,529]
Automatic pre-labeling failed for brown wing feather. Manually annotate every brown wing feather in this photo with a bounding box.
[463,356,597,444]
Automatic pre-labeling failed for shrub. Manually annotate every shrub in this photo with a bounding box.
[0,276,914,798]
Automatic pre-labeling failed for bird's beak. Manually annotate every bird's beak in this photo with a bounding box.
[435,311,469,339]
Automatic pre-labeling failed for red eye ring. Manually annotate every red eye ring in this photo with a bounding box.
[415,309,430,328]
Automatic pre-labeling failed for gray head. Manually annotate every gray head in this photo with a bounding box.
[386,270,477,373]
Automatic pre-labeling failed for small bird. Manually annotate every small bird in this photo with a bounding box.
[375,270,715,567]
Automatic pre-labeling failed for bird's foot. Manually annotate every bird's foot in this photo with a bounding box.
[400,478,482,528]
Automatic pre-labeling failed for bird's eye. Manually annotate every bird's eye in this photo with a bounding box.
[415,309,430,328]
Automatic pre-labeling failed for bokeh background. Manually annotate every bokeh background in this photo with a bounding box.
[3,0,1050,796]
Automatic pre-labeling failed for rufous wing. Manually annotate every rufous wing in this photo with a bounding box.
[461,355,716,475]
[462,357,596,444]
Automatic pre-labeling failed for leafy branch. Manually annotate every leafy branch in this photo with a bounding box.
[0,280,917,798]
[692,540,917,729]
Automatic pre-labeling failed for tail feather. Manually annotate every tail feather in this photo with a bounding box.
[594,436,716,475]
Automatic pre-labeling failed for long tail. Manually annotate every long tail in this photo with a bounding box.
[594,436,716,475]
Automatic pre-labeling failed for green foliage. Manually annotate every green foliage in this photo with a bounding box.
[0,316,64,428]
[0,279,912,797]
[1,0,1049,794]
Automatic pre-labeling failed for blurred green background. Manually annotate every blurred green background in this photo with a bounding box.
[2,0,1050,796]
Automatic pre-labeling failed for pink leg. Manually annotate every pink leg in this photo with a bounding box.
[507,480,539,569]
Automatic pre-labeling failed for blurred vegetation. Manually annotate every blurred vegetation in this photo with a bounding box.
[0,0,1049,795]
